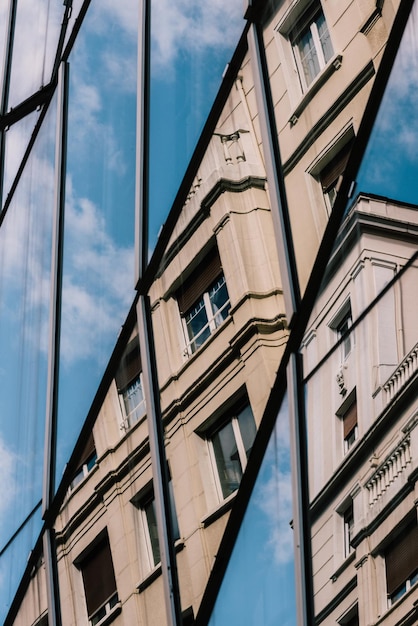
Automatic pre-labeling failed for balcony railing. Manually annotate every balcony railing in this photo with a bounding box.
[383,342,418,403]
[366,437,411,506]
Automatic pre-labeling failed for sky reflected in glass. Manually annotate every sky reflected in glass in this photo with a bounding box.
[355,3,418,206]
[56,1,138,481]
[208,395,296,626]
[148,1,244,252]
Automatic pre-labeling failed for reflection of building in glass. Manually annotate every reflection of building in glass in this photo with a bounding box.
[1,2,417,626]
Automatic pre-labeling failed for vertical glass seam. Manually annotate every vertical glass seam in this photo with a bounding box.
[137,295,183,626]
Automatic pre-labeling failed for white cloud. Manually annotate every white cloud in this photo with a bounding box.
[150,0,244,70]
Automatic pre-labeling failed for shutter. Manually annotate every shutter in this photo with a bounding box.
[115,341,142,391]
[386,522,418,595]
[177,248,222,314]
[74,432,96,474]
[82,537,117,617]
[343,402,357,439]
[320,141,353,192]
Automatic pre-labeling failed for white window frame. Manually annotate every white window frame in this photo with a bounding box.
[139,482,180,571]
[343,502,354,558]
[182,274,230,356]
[289,1,333,91]
[337,309,353,361]
[388,569,418,607]
[209,416,251,502]
[89,592,119,626]
[118,372,146,432]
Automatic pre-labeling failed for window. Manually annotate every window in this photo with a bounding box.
[337,307,353,361]
[139,482,180,569]
[177,248,230,355]
[70,432,97,490]
[343,502,354,558]
[290,2,333,90]
[319,139,354,209]
[385,520,418,606]
[115,337,146,430]
[330,301,354,362]
[209,404,256,500]
[343,401,358,453]
[78,534,119,626]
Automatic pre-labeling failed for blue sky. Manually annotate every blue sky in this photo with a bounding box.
[0,0,243,618]
[1,0,418,622]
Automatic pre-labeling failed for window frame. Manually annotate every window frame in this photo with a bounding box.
[136,481,180,572]
[177,247,230,356]
[76,533,120,626]
[118,371,146,431]
[207,404,257,502]
[289,1,334,91]
[343,502,354,558]
[385,520,418,606]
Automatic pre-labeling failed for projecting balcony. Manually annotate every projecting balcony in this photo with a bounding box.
[365,438,411,507]
[382,342,418,404]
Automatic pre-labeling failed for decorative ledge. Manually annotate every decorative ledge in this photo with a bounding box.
[289,55,343,126]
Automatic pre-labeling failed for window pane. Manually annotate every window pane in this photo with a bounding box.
[297,28,320,86]
[123,376,145,425]
[237,406,257,459]
[209,276,230,327]
[316,11,333,64]
[144,499,160,566]
[8,1,62,108]
[212,421,243,499]
[185,298,210,350]
[56,1,138,486]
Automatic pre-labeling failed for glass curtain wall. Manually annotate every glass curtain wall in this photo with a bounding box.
[1,1,416,625]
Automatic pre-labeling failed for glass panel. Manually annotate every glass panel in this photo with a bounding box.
[56,2,138,483]
[0,1,8,95]
[0,91,56,624]
[208,395,297,625]
[148,1,244,253]
[263,3,401,298]
[209,276,230,327]
[237,405,257,459]
[8,1,63,108]
[212,421,242,499]
[2,110,41,209]
[122,376,146,426]
[302,7,418,623]
[185,297,210,351]
[144,498,160,566]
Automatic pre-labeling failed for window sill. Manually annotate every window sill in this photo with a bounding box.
[289,54,343,126]
[137,540,185,593]
[92,602,122,626]
[330,550,356,582]
[201,491,237,528]
[373,581,418,625]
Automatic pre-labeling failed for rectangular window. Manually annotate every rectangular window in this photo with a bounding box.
[385,520,418,605]
[343,401,358,453]
[319,139,354,209]
[79,535,119,626]
[209,404,256,500]
[343,502,354,558]
[290,2,333,89]
[177,248,230,355]
[140,482,180,569]
[115,337,146,430]
[337,307,353,361]
[70,432,97,490]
